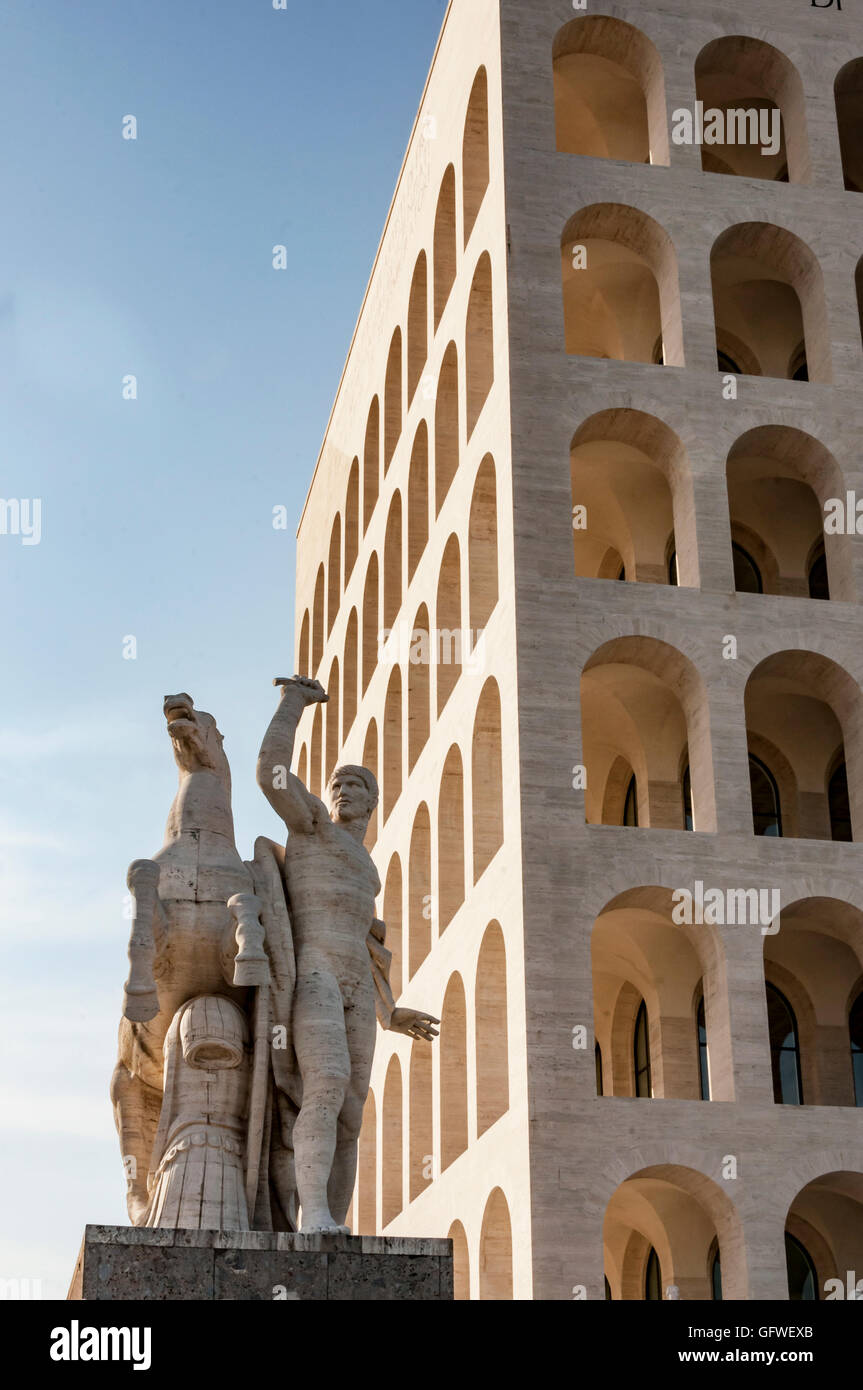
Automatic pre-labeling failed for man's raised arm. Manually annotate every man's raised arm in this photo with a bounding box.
[256,677,329,835]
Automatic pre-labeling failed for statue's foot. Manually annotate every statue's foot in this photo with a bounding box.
[299,1214,351,1236]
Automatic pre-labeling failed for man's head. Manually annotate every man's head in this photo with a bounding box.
[327,764,379,828]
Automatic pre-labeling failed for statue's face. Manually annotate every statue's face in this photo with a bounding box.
[329,769,376,826]
[164,695,228,777]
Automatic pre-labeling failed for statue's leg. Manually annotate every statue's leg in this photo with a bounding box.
[110,1058,162,1225]
[328,984,376,1228]
[291,966,351,1233]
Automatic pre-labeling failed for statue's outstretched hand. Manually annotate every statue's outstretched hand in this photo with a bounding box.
[274,676,329,705]
[389,1008,440,1042]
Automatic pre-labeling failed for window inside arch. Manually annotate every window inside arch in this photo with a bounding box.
[749,755,781,836]
[682,763,693,831]
[808,542,829,601]
[634,999,652,1097]
[767,983,803,1105]
[666,534,679,586]
[616,562,626,582]
[717,349,743,375]
[710,1244,723,1301]
[789,344,809,381]
[850,991,863,1107]
[604,1275,612,1300]
[785,1233,818,1301]
[644,1247,662,1300]
[595,1040,604,1096]
[828,761,852,842]
[733,542,763,594]
[623,774,638,827]
[696,990,711,1100]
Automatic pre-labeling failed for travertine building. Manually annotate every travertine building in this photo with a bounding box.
[291,0,863,1298]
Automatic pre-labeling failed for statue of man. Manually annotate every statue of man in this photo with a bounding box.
[257,676,439,1234]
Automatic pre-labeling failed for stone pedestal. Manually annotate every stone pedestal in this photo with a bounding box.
[68,1226,453,1302]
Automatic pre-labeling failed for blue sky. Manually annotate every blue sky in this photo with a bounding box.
[0,0,448,1296]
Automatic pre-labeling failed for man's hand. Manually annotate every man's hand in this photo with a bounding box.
[389,1007,440,1042]
[274,676,329,705]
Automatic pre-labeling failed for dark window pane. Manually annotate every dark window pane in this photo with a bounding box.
[786,1234,818,1301]
[808,546,829,601]
[634,1000,651,1098]
[623,774,638,827]
[682,764,693,832]
[750,755,782,836]
[711,1250,723,1301]
[828,761,852,842]
[767,984,802,1105]
[697,993,711,1101]
[733,542,763,594]
[850,993,863,1108]
[645,1248,662,1301]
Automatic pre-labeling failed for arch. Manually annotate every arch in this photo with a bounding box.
[435,342,460,512]
[476,922,509,1134]
[384,329,402,473]
[463,68,489,247]
[383,492,403,631]
[382,854,403,1003]
[362,720,378,848]
[381,1056,403,1227]
[479,1187,513,1300]
[570,409,698,588]
[363,397,380,531]
[468,454,499,631]
[436,535,463,713]
[382,667,402,821]
[324,658,340,787]
[466,253,494,437]
[408,603,431,772]
[440,973,468,1170]
[312,566,325,673]
[786,1171,863,1297]
[434,166,457,329]
[408,421,429,581]
[694,37,809,183]
[581,636,716,832]
[835,59,863,192]
[561,204,684,367]
[343,608,358,738]
[409,1042,433,1203]
[408,803,432,977]
[448,1220,470,1301]
[552,15,669,166]
[296,742,308,789]
[356,1087,377,1234]
[725,425,854,602]
[345,459,360,582]
[710,223,831,383]
[438,745,465,932]
[298,609,310,676]
[407,252,428,403]
[472,678,504,881]
[310,702,323,799]
[327,515,341,635]
[362,553,379,693]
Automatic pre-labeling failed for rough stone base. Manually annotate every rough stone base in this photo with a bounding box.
[68,1225,453,1301]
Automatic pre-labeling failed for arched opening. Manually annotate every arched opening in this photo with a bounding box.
[312,566,325,673]
[561,204,683,366]
[324,658,340,786]
[694,37,809,182]
[463,68,489,247]
[835,59,863,192]
[472,678,504,881]
[468,455,498,631]
[570,410,697,586]
[785,1233,818,1301]
[745,651,862,841]
[448,1220,470,1301]
[362,553,379,693]
[327,515,341,635]
[595,1041,604,1096]
[381,1056,403,1228]
[828,759,851,841]
[382,668,402,821]
[362,720,378,848]
[383,492,402,631]
[476,922,509,1134]
[409,1042,433,1202]
[408,603,431,772]
[298,609,310,676]
[709,1241,723,1301]
[479,1188,513,1300]
[345,459,359,583]
[356,1088,377,1234]
[851,991,863,1106]
[435,343,460,513]
[766,982,803,1105]
[440,973,468,1170]
[382,854,403,1003]
[434,166,457,329]
[343,609,358,738]
[407,422,429,582]
[384,329,402,473]
[310,703,323,799]
[786,1172,863,1298]
[633,999,652,1097]
[749,754,782,837]
[552,15,669,166]
[407,252,428,404]
[582,637,715,831]
[644,1247,662,1300]
[363,397,380,531]
[725,426,852,600]
[711,223,831,383]
[408,803,431,977]
[466,253,493,438]
[438,745,465,932]
[696,987,711,1100]
[436,535,462,713]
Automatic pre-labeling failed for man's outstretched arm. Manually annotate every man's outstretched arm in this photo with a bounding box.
[256,677,328,835]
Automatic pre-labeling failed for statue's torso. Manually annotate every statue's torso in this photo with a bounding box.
[284,818,380,975]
